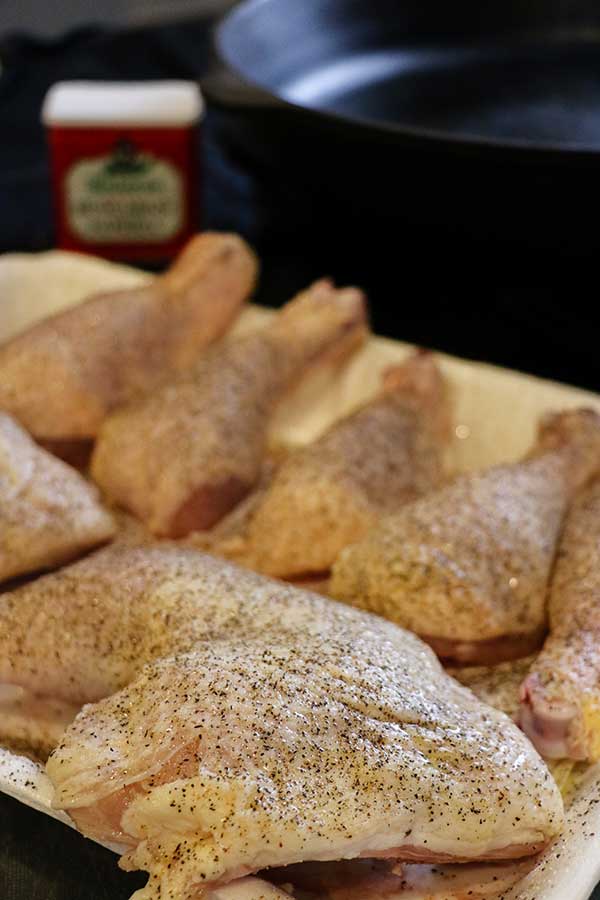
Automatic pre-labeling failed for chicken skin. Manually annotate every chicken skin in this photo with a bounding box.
[520,478,600,761]
[330,409,600,665]
[91,280,367,537]
[217,351,449,578]
[51,637,560,899]
[0,412,114,582]
[0,233,256,463]
[0,545,562,899]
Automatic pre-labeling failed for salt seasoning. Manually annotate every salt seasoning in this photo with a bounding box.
[42,81,203,263]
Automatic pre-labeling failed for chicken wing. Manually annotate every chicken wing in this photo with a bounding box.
[330,409,600,665]
[0,233,257,463]
[91,280,367,537]
[0,412,114,582]
[216,351,449,578]
[0,545,561,898]
[520,478,600,761]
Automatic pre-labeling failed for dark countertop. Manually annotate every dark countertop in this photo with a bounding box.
[1,792,144,900]
[1,16,599,900]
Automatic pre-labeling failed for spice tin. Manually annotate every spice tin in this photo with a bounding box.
[42,81,203,262]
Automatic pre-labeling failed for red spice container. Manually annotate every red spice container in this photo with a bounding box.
[42,81,203,263]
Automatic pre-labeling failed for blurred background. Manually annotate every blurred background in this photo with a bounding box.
[0,1,233,37]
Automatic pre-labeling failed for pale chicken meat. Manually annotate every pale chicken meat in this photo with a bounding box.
[215,351,449,578]
[0,232,256,463]
[0,546,563,900]
[330,409,600,665]
[0,412,115,582]
[520,478,600,761]
[91,280,367,537]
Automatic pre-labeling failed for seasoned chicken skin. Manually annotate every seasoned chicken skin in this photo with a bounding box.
[0,545,561,898]
[0,543,385,705]
[52,639,561,898]
[0,233,256,460]
[218,351,449,578]
[0,412,114,582]
[91,280,367,537]
[520,479,600,761]
[330,409,600,665]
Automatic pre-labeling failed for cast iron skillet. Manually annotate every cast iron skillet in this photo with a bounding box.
[202,0,600,248]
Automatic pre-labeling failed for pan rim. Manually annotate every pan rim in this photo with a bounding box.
[215,0,600,160]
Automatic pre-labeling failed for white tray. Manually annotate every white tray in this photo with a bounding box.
[2,251,600,900]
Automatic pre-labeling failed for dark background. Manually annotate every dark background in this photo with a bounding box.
[0,17,599,391]
[1,14,599,900]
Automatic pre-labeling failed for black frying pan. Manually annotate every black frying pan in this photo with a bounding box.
[203,0,600,248]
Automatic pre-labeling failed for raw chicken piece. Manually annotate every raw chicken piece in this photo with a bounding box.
[0,543,390,705]
[330,409,600,665]
[520,479,600,761]
[0,412,115,582]
[50,639,561,895]
[7,548,557,900]
[91,280,367,537]
[0,233,256,462]
[216,351,449,578]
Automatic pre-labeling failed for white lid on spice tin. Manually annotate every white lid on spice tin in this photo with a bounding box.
[42,81,204,127]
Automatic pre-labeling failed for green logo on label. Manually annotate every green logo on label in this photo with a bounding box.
[66,140,184,243]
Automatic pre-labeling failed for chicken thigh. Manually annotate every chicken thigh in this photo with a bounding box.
[0,545,561,899]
